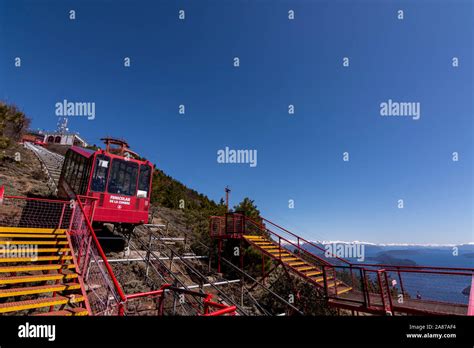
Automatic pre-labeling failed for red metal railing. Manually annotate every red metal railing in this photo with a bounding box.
[0,190,237,316]
[210,213,352,267]
[324,263,473,315]
[0,194,73,229]
[0,189,127,315]
[210,213,474,316]
[70,196,127,315]
[202,296,237,316]
[259,217,353,266]
[124,284,236,316]
[245,216,345,267]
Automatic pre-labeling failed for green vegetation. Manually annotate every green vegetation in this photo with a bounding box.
[150,168,227,256]
[0,102,30,149]
[233,197,263,224]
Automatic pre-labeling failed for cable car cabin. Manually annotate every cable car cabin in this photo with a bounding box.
[58,143,153,231]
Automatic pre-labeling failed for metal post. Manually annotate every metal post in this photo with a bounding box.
[208,244,212,273]
[218,239,222,273]
[169,250,174,270]
[172,293,177,315]
[118,303,125,316]
[123,232,130,259]
[239,239,244,270]
[278,237,281,260]
[158,291,166,315]
[333,267,339,296]
[57,203,66,229]
[360,268,368,308]
[225,186,231,212]
[397,268,405,297]
[384,271,393,312]
[68,200,77,231]
[322,266,329,298]
[363,269,371,308]
[145,234,152,277]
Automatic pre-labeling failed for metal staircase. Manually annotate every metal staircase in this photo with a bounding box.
[243,234,352,295]
[24,142,64,194]
[210,212,474,316]
[0,187,238,317]
[0,226,88,315]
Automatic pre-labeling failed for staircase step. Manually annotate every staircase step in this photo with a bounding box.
[282,257,299,262]
[244,235,264,240]
[0,255,73,263]
[288,262,305,266]
[0,233,67,239]
[268,251,291,257]
[260,246,279,250]
[0,248,70,254]
[296,266,316,272]
[0,273,78,285]
[0,283,81,298]
[333,286,352,295]
[326,280,343,288]
[0,227,66,234]
[313,276,333,282]
[35,307,88,316]
[305,271,323,277]
[0,240,68,245]
[0,264,76,273]
[0,294,84,314]
[265,249,287,253]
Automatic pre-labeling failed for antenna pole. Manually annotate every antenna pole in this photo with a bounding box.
[225,186,231,212]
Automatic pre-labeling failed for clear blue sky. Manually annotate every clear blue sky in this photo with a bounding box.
[1,0,472,244]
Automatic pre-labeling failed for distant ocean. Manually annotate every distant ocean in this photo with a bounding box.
[356,246,473,304]
[300,243,474,304]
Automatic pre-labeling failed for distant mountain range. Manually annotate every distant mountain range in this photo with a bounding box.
[281,239,474,267]
[307,241,474,248]
[279,238,473,302]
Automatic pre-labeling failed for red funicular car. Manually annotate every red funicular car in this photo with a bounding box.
[58,137,153,232]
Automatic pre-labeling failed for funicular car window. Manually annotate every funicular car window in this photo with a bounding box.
[61,154,70,182]
[74,156,85,194]
[64,152,72,183]
[69,153,79,190]
[107,159,138,196]
[67,152,76,183]
[80,157,92,195]
[137,165,151,198]
[91,155,110,192]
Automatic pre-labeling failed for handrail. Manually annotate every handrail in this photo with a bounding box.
[138,225,249,315]
[260,217,353,266]
[126,233,215,314]
[165,216,304,314]
[350,263,474,273]
[125,284,170,300]
[1,192,127,315]
[318,263,474,276]
[75,197,127,305]
[210,212,474,314]
[244,216,334,267]
[5,195,70,204]
[124,284,236,316]
[203,305,237,316]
